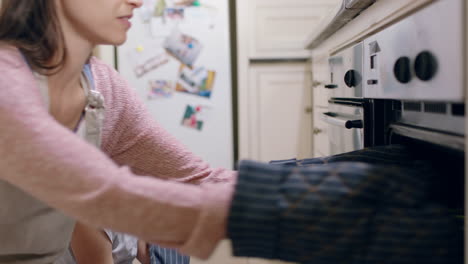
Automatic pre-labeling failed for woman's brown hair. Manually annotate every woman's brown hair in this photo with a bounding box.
[0,0,66,73]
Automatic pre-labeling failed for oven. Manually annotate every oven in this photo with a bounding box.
[324,0,465,154]
[322,100,364,155]
[321,1,465,259]
[361,0,465,152]
[324,42,366,155]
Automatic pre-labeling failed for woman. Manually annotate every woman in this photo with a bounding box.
[0,1,460,264]
[0,0,235,263]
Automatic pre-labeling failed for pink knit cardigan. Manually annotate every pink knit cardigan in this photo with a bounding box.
[0,45,236,258]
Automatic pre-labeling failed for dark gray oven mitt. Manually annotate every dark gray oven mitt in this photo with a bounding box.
[228,145,463,264]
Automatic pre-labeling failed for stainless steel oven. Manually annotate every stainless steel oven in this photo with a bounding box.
[324,42,366,155]
[312,2,466,261]
[322,100,364,155]
[363,0,465,150]
[327,42,363,99]
[324,0,465,154]
[321,2,465,257]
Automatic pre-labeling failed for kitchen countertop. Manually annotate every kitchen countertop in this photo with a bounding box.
[305,0,436,57]
[304,0,376,50]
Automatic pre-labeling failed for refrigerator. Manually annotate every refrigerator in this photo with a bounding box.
[117,0,234,169]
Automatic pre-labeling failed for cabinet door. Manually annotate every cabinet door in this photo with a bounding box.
[311,58,331,157]
[247,63,310,162]
[247,0,340,59]
[312,56,330,108]
[312,106,330,157]
[296,61,313,159]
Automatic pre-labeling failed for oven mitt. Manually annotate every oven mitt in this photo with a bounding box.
[228,159,462,264]
[269,144,464,210]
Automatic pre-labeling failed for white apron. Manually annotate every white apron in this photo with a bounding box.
[0,64,105,264]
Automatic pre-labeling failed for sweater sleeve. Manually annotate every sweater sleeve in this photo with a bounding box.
[0,47,230,259]
[92,58,237,186]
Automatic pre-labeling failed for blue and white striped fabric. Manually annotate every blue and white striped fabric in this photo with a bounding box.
[149,244,190,264]
[228,145,463,264]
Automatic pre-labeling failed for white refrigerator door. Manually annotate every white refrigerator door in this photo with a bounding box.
[117,0,234,169]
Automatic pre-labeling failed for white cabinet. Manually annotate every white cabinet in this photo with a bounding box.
[235,1,339,262]
[247,0,341,59]
[246,63,311,162]
[311,56,330,108]
[310,56,331,156]
[237,0,339,161]
[312,107,329,157]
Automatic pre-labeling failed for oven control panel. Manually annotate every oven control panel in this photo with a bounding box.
[362,0,463,102]
[327,42,363,98]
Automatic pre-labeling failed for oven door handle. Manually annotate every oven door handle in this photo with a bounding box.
[322,112,363,129]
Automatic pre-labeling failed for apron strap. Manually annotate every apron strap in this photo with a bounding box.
[82,63,105,148]
[21,53,105,147]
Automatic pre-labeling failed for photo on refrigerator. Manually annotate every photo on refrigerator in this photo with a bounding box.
[181,104,211,131]
[176,65,216,98]
[147,80,174,100]
[164,29,203,67]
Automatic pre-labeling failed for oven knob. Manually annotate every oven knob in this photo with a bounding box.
[344,70,361,88]
[345,120,363,129]
[414,51,438,81]
[393,57,412,83]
